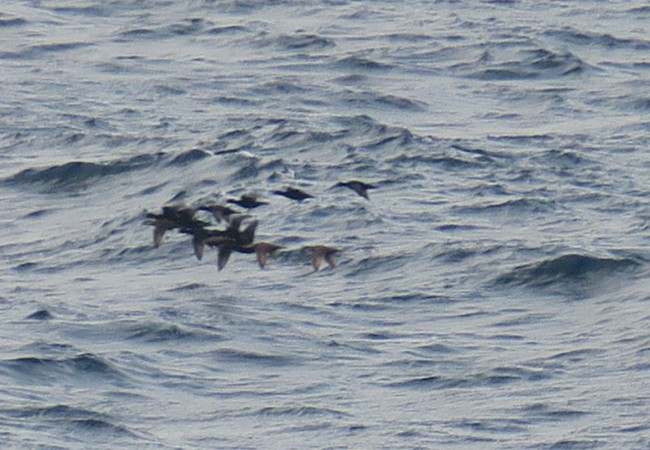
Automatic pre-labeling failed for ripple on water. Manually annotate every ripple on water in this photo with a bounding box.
[1,404,144,443]
[0,353,128,386]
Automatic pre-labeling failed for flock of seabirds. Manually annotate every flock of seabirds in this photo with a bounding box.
[144,180,376,272]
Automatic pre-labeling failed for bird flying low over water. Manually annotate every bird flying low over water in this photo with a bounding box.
[184,227,235,261]
[302,245,339,271]
[204,218,285,271]
[334,180,376,200]
[215,240,283,271]
[144,205,208,248]
[273,187,314,202]
[147,204,284,270]
[251,242,284,268]
[226,194,269,209]
[145,179,367,273]
[189,216,258,265]
[217,242,284,270]
[198,203,238,223]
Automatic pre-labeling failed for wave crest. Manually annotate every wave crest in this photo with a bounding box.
[494,253,642,289]
[5,153,163,191]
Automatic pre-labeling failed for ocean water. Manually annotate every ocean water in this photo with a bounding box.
[1,0,650,448]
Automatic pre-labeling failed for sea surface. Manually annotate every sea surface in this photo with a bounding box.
[1,1,650,448]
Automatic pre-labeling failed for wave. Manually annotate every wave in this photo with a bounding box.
[544,348,601,364]
[519,402,589,420]
[115,18,214,41]
[0,41,91,60]
[5,153,164,191]
[628,97,650,112]
[389,152,493,171]
[166,18,209,36]
[389,141,507,174]
[24,309,54,321]
[255,405,349,418]
[251,79,309,96]
[166,148,212,166]
[213,348,297,367]
[254,32,336,51]
[205,114,422,163]
[335,55,395,72]
[340,89,427,112]
[342,252,415,280]
[454,197,560,216]
[544,27,650,51]
[0,353,126,384]
[207,24,248,35]
[494,253,642,289]
[0,17,28,27]
[386,365,549,390]
[3,404,139,439]
[463,46,587,80]
[124,322,222,343]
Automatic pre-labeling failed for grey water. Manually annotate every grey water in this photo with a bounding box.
[1,1,650,448]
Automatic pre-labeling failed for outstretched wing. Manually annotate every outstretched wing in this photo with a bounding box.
[256,247,269,269]
[311,252,323,271]
[217,247,232,271]
[192,235,204,261]
[324,252,337,269]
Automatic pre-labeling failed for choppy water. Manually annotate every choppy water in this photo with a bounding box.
[2,1,650,448]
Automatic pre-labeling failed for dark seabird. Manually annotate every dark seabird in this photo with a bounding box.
[216,245,233,271]
[217,242,284,270]
[273,187,314,202]
[144,205,207,248]
[179,214,257,262]
[215,240,273,271]
[145,217,176,248]
[226,194,268,209]
[160,205,204,227]
[199,218,259,270]
[227,217,257,244]
[185,227,232,261]
[198,203,238,223]
[302,245,339,271]
[334,180,376,200]
[251,242,284,269]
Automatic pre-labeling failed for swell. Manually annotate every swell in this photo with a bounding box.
[0,352,127,385]
[544,27,650,51]
[124,321,224,344]
[460,45,589,80]
[0,404,143,442]
[114,18,218,41]
[3,152,178,192]
[0,42,91,60]
[253,32,336,52]
[5,153,162,188]
[255,405,349,418]
[494,253,643,289]
[386,365,550,390]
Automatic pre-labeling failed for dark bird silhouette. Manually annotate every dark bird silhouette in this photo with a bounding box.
[180,214,257,263]
[145,216,176,248]
[183,227,230,261]
[273,187,314,202]
[251,242,284,268]
[219,242,284,270]
[226,194,268,209]
[144,205,207,248]
[334,180,376,200]
[198,203,238,223]
[302,245,339,271]
[232,218,258,245]
[200,218,259,270]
